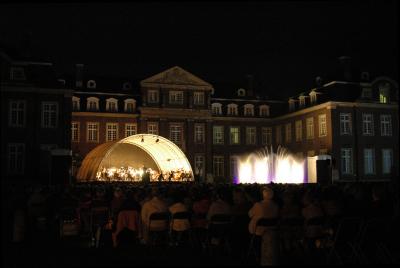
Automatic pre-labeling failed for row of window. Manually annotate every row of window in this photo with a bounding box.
[212,126,271,145]
[147,90,205,105]
[341,148,393,176]
[72,97,136,112]
[9,100,58,128]
[211,103,270,117]
[339,113,392,136]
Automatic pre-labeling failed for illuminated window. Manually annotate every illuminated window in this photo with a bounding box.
[106,98,118,112]
[246,127,256,145]
[87,122,99,142]
[307,150,315,157]
[212,103,222,115]
[87,97,99,111]
[285,123,292,143]
[148,90,159,103]
[194,123,205,144]
[363,148,375,175]
[310,92,317,104]
[213,126,224,144]
[7,143,25,174]
[299,96,306,108]
[295,120,302,141]
[72,122,80,142]
[213,155,224,177]
[169,91,184,104]
[9,100,25,127]
[261,127,272,145]
[106,123,118,142]
[259,105,270,117]
[340,113,352,135]
[379,82,390,103]
[41,102,58,128]
[244,104,254,116]
[227,103,238,116]
[320,149,328,155]
[169,123,183,145]
[380,115,392,136]
[318,114,327,137]
[124,99,136,112]
[306,117,314,139]
[194,154,205,177]
[147,122,159,135]
[382,149,393,174]
[230,126,240,145]
[341,148,353,174]
[72,96,80,111]
[193,92,205,105]
[125,123,137,137]
[362,113,374,136]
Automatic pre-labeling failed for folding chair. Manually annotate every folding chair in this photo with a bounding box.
[206,214,233,255]
[326,217,364,264]
[247,217,279,262]
[148,212,169,246]
[169,211,193,247]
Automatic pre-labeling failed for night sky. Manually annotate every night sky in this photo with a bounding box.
[0,1,398,98]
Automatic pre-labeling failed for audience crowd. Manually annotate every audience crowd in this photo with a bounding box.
[4,180,400,265]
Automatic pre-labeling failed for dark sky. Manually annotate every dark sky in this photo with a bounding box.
[0,1,398,98]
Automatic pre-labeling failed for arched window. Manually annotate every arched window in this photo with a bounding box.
[211,103,222,115]
[106,98,118,112]
[259,104,270,117]
[87,80,96,89]
[244,104,254,116]
[299,95,306,108]
[309,91,317,104]
[124,98,136,112]
[72,96,80,111]
[87,97,99,111]
[227,103,238,116]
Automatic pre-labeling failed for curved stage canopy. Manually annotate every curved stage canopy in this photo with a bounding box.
[77,134,193,182]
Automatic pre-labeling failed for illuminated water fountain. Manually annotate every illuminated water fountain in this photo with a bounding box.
[235,146,306,184]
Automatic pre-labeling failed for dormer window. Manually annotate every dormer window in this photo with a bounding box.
[244,104,254,116]
[289,99,296,112]
[124,98,136,113]
[212,103,222,115]
[379,82,390,103]
[227,103,238,116]
[106,98,118,112]
[123,82,132,90]
[87,97,99,111]
[237,88,246,97]
[87,80,96,89]
[299,96,306,108]
[259,105,270,117]
[10,67,26,81]
[72,96,80,111]
[310,91,317,104]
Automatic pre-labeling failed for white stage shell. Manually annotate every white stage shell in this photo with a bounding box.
[76,134,193,181]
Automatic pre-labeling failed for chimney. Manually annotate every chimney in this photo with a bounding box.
[245,74,254,97]
[338,56,352,81]
[75,64,84,88]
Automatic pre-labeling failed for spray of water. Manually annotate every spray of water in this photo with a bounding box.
[235,146,306,184]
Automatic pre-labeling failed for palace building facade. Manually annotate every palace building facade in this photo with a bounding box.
[70,66,398,183]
